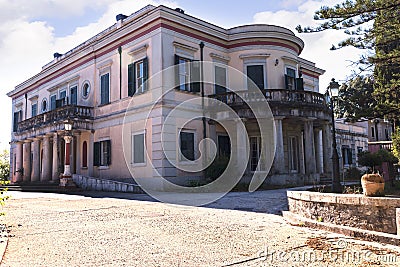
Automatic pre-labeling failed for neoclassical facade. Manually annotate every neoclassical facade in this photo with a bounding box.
[8,5,332,189]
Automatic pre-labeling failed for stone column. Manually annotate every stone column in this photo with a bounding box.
[22,140,32,182]
[60,135,74,186]
[15,142,23,183]
[31,138,41,182]
[304,120,316,174]
[88,131,94,177]
[314,129,323,174]
[273,117,285,174]
[41,135,52,181]
[75,133,81,175]
[52,133,59,181]
[322,123,332,175]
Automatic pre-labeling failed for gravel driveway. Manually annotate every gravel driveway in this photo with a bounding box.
[1,190,400,267]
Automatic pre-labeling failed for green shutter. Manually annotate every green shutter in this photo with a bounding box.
[94,142,100,166]
[101,73,110,104]
[284,74,289,90]
[191,60,200,92]
[143,57,148,91]
[106,140,111,165]
[128,63,135,96]
[296,78,304,90]
[174,54,180,90]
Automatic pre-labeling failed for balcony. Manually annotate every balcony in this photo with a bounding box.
[208,89,330,119]
[16,105,93,134]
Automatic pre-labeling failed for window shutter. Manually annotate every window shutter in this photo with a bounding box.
[70,86,77,105]
[174,54,180,90]
[143,57,148,91]
[284,74,289,90]
[247,65,264,90]
[94,142,100,166]
[101,73,110,104]
[296,78,304,90]
[191,60,200,92]
[13,112,19,132]
[106,140,112,165]
[128,63,135,96]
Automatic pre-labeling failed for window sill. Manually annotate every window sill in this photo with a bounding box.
[98,166,110,170]
[174,89,200,95]
[81,167,88,170]
[131,162,146,167]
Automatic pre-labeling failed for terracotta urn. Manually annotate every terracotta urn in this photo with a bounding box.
[361,173,385,197]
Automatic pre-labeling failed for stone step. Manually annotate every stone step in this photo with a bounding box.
[0,182,81,193]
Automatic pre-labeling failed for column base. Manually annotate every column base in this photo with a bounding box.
[59,175,76,187]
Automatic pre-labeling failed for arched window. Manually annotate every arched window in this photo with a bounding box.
[82,141,88,168]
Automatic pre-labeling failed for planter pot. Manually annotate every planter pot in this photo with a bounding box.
[361,174,385,197]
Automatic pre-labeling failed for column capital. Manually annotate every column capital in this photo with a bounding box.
[273,116,285,121]
[63,135,73,143]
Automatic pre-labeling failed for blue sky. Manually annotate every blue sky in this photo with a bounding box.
[0,0,360,150]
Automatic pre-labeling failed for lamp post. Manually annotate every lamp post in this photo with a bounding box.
[327,78,342,193]
[60,119,75,187]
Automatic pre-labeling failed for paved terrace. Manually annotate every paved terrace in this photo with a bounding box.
[2,189,400,266]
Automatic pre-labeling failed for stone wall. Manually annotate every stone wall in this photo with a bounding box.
[287,191,400,235]
[73,175,143,194]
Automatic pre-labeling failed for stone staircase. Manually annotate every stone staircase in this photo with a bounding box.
[319,174,332,185]
[0,181,82,194]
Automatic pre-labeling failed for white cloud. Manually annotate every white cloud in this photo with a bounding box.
[253,0,364,91]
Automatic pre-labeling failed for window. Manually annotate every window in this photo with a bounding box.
[288,136,299,172]
[214,66,227,94]
[70,86,77,105]
[285,68,296,90]
[385,128,389,140]
[132,133,145,164]
[50,94,57,110]
[82,141,88,168]
[180,131,195,161]
[247,65,264,90]
[13,110,22,132]
[42,98,48,112]
[174,55,200,92]
[371,126,375,138]
[250,136,261,171]
[100,73,110,105]
[218,135,230,157]
[285,67,304,90]
[82,81,90,99]
[31,103,37,117]
[94,140,111,166]
[128,58,148,96]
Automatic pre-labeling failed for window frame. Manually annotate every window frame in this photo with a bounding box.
[245,63,266,90]
[100,72,110,105]
[69,84,78,106]
[41,98,48,113]
[249,136,262,172]
[174,55,200,93]
[50,94,57,111]
[131,131,146,166]
[81,81,91,99]
[31,102,38,117]
[94,140,111,167]
[214,65,227,94]
[128,57,148,96]
[179,130,196,162]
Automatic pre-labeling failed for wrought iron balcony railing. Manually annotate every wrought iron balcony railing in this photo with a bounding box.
[208,89,327,108]
[17,105,93,133]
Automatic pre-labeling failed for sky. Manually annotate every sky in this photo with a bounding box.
[0,0,363,151]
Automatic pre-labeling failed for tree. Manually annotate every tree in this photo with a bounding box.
[392,128,400,161]
[335,75,377,120]
[0,150,10,181]
[297,0,400,119]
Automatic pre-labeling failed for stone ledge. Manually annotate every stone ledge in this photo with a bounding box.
[287,190,400,207]
[287,190,400,235]
[72,175,143,194]
[283,211,400,246]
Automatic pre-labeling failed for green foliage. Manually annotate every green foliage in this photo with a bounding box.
[344,166,363,180]
[336,76,377,120]
[298,0,400,119]
[392,127,400,161]
[358,151,382,170]
[358,149,397,171]
[0,150,10,181]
